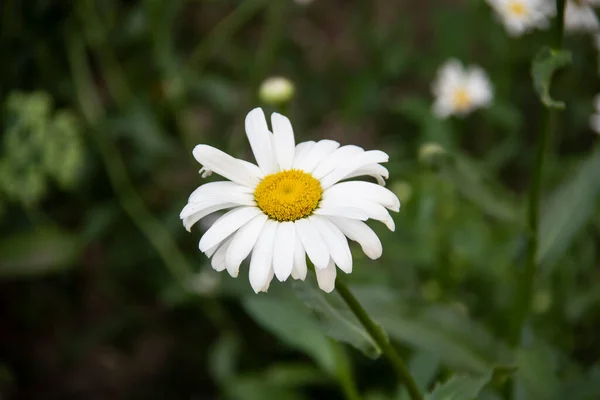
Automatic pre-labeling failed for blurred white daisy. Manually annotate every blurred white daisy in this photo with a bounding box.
[589,94,600,134]
[565,0,600,33]
[181,108,399,293]
[486,0,556,36]
[432,59,493,118]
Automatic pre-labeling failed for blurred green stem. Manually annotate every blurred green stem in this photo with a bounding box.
[251,0,288,87]
[188,0,267,69]
[66,32,193,288]
[336,280,423,400]
[510,0,566,346]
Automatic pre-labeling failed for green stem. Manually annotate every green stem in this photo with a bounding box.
[509,0,566,346]
[335,280,423,400]
[66,31,193,289]
[188,0,267,69]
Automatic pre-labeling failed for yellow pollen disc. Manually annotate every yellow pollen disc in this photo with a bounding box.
[254,169,322,222]
[452,88,472,111]
[508,1,527,17]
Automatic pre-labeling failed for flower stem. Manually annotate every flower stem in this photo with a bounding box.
[509,0,566,346]
[335,280,423,400]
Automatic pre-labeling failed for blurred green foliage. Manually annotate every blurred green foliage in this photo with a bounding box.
[1,0,600,399]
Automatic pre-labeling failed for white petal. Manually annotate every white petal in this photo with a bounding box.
[320,150,389,189]
[249,220,278,293]
[271,113,296,171]
[193,144,262,188]
[295,218,330,269]
[295,139,340,172]
[345,164,389,185]
[245,108,277,174]
[467,67,493,107]
[310,216,352,274]
[211,236,233,272]
[225,213,268,277]
[328,217,382,260]
[272,222,295,281]
[318,198,395,231]
[312,145,364,179]
[291,234,307,280]
[187,181,253,203]
[199,207,262,252]
[205,242,220,258]
[182,202,240,232]
[258,268,275,293]
[324,181,400,211]
[315,258,337,293]
[314,205,369,221]
[180,193,255,219]
[292,141,316,168]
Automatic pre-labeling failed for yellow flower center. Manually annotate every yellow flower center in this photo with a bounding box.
[452,87,472,111]
[254,169,322,222]
[508,1,527,17]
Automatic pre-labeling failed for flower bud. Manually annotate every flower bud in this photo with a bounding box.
[418,142,448,168]
[259,76,295,105]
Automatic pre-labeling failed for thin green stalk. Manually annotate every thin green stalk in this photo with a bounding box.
[509,0,566,346]
[66,32,193,288]
[335,280,423,400]
[251,0,288,87]
[188,0,267,68]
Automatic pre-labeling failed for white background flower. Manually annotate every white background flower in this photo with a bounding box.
[181,108,399,293]
[486,0,556,36]
[432,59,493,119]
[565,0,600,33]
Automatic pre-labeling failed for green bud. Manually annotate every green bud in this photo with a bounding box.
[418,142,448,168]
[259,76,295,105]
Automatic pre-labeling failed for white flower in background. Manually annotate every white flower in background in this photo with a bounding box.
[432,59,493,118]
[589,94,600,134]
[259,76,295,105]
[486,0,556,36]
[181,108,399,293]
[565,0,600,33]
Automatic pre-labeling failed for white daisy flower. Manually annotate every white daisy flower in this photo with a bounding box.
[565,0,600,33]
[486,0,556,36]
[180,108,399,293]
[589,94,600,134]
[432,59,494,119]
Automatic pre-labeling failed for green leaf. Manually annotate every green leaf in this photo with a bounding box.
[439,154,520,223]
[537,145,600,270]
[291,279,382,359]
[425,373,491,400]
[243,295,337,373]
[531,47,571,109]
[0,226,80,278]
[351,286,512,374]
[514,345,559,400]
[397,351,440,400]
[425,367,515,400]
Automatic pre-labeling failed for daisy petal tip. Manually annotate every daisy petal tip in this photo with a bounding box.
[320,282,336,293]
